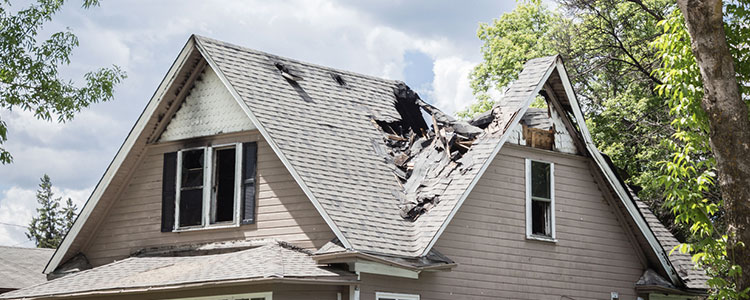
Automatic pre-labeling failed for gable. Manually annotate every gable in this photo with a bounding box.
[430,144,646,299]
[82,131,335,267]
[159,66,255,142]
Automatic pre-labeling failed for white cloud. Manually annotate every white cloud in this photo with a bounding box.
[0,0,507,248]
[0,185,91,247]
[429,56,479,114]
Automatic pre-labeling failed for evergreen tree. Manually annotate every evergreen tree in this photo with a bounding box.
[26,174,77,248]
[61,197,78,234]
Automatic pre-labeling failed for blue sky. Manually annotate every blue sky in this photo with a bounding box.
[0,0,517,247]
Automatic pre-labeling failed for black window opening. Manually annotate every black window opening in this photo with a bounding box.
[212,147,237,224]
[528,160,553,238]
[162,142,258,232]
[179,148,205,227]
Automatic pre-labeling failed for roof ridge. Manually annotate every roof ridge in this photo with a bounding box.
[192,34,400,85]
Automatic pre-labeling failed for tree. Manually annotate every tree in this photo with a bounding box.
[61,197,77,232]
[652,0,750,296]
[0,0,126,164]
[26,174,62,248]
[463,0,696,239]
[26,174,77,248]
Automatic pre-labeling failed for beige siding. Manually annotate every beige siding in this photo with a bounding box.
[83,131,335,267]
[360,144,645,300]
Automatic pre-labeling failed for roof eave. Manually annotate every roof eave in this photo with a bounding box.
[43,37,200,274]
[0,277,358,300]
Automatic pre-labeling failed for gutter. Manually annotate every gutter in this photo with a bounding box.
[1,277,358,300]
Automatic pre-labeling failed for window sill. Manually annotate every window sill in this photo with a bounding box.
[172,222,240,233]
[526,235,558,243]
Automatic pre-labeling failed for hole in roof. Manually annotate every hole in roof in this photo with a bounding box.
[330,73,347,87]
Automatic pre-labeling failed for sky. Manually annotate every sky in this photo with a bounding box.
[0,0,517,247]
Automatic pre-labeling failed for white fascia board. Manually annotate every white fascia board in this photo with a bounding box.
[419,58,558,256]
[355,261,419,279]
[44,38,198,274]
[192,38,353,250]
[553,59,681,285]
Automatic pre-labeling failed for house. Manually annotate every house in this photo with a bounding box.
[0,246,54,294]
[1,35,708,300]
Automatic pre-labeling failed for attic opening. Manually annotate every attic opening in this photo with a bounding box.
[371,83,483,221]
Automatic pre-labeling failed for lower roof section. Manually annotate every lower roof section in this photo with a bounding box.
[1,240,355,300]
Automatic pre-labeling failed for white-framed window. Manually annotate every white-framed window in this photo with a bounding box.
[376,292,420,300]
[525,158,556,241]
[167,292,272,300]
[175,143,243,230]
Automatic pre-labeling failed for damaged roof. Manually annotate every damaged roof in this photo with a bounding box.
[196,36,559,257]
[1,241,354,300]
[46,35,705,292]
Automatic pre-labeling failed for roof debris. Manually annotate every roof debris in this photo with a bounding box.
[372,83,485,221]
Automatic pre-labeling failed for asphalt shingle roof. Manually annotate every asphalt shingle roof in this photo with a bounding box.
[0,241,353,299]
[635,198,710,290]
[0,246,54,291]
[195,36,559,257]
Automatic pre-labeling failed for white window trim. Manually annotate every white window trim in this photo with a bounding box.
[167,291,272,300]
[525,158,556,242]
[174,143,243,231]
[376,292,420,300]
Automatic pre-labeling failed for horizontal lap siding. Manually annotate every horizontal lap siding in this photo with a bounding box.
[83,131,335,267]
[360,145,644,300]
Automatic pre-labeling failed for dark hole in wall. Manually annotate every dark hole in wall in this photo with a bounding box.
[180,149,204,227]
[214,148,236,223]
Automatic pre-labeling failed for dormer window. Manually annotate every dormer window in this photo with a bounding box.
[161,142,258,232]
[525,159,555,241]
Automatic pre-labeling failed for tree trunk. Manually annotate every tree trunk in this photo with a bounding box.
[676,0,750,292]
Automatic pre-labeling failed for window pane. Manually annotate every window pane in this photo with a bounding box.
[181,149,204,188]
[180,149,204,227]
[531,161,550,199]
[180,189,203,226]
[531,200,551,236]
[213,148,236,223]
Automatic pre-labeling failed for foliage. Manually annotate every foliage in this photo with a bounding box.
[0,0,126,164]
[26,174,77,248]
[463,0,693,239]
[652,4,750,297]
[458,0,556,119]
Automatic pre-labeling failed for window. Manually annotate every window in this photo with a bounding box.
[376,292,420,300]
[161,142,258,232]
[526,159,555,241]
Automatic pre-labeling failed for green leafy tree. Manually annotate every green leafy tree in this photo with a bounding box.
[460,0,556,118]
[26,174,63,248]
[652,0,750,296]
[0,0,127,164]
[463,0,692,239]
